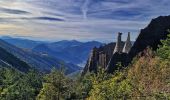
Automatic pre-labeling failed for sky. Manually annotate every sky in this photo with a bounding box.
[0,0,169,43]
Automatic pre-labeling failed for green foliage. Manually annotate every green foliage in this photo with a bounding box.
[37,68,72,100]
[157,31,170,60]
[89,69,132,100]
[68,72,94,99]
[0,47,31,72]
[0,68,42,100]
[88,35,170,100]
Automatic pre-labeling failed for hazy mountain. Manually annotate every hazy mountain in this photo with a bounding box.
[0,39,81,74]
[33,41,102,66]
[0,36,43,49]
[50,40,83,50]
[1,36,102,67]
[0,46,31,73]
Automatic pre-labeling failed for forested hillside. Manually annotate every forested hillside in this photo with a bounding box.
[0,39,81,74]
[0,32,169,100]
[0,47,31,73]
[0,67,42,100]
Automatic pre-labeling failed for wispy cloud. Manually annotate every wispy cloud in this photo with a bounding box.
[82,0,90,19]
[0,7,30,14]
[0,0,169,42]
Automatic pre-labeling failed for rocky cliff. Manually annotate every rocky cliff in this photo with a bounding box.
[82,43,117,74]
[82,15,170,74]
[82,34,128,75]
[128,15,170,62]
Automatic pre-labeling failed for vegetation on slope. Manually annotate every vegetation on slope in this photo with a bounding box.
[0,68,42,100]
[0,33,170,100]
[88,34,170,100]
[0,47,31,73]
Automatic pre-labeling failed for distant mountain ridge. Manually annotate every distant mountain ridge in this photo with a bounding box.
[0,39,81,74]
[51,40,82,49]
[0,36,43,49]
[0,36,103,67]
[32,40,102,66]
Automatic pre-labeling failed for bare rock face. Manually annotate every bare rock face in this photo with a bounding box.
[82,41,127,75]
[114,33,123,53]
[128,15,170,61]
[123,32,132,53]
[82,43,117,75]
[106,52,128,73]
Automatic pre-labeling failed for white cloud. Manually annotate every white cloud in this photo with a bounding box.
[0,0,169,42]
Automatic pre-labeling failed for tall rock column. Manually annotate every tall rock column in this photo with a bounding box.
[123,32,132,53]
[114,32,122,53]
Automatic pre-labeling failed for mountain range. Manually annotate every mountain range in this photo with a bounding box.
[0,39,81,74]
[0,36,43,49]
[1,37,102,67]
[0,36,102,75]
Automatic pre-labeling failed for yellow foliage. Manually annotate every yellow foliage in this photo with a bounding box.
[88,48,170,100]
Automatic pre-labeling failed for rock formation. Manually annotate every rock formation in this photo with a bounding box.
[123,32,132,53]
[114,32,124,53]
[82,32,132,74]
[128,15,170,61]
[82,15,170,75]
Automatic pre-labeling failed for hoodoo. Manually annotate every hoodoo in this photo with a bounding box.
[113,32,123,53]
[82,32,132,74]
[123,32,132,53]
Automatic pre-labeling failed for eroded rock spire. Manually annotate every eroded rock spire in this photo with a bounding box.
[123,32,132,53]
[114,32,122,53]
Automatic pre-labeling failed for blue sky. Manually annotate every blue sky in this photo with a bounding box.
[0,0,169,42]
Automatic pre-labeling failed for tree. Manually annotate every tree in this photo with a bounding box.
[157,31,170,60]
[0,68,42,100]
[37,68,71,100]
